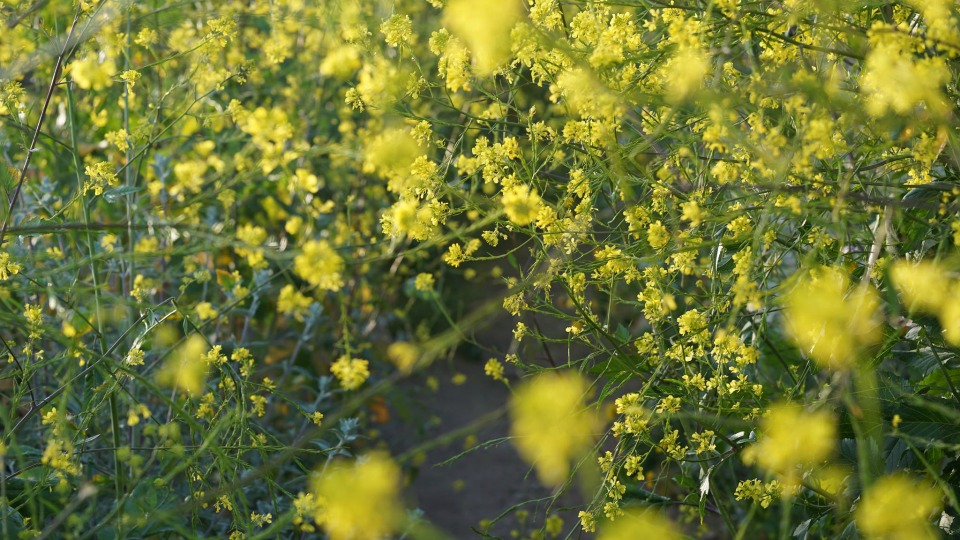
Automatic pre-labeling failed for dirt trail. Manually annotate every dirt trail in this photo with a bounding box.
[378,309,589,538]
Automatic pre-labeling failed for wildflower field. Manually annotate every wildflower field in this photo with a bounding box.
[2,0,960,538]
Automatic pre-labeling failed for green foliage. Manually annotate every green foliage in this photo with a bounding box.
[0,0,959,539]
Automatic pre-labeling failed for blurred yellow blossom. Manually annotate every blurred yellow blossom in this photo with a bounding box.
[195,302,218,321]
[890,259,950,314]
[509,371,599,486]
[444,0,523,75]
[598,508,680,540]
[278,285,311,321]
[862,27,949,118]
[387,341,422,374]
[380,14,414,48]
[855,474,941,540]
[414,273,435,292]
[69,54,117,91]
[155,334,209,397]
[742,403,836,489]
[783,266,882,371]
[890,258,960,345]
[310,453,405,540]
[320,44,362,80]
[664,44,710,102]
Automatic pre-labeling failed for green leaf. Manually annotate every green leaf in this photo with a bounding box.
[102,186,144,203]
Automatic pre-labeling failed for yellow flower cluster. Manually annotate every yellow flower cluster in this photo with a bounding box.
[862,25,950,118]
[783,267,882,371]
[509,371,599,486]
[891,258,960,345]
[742,403,836,489]
[294,240,345,291]
[330,355,370,390]
[855,475,942,540]
[309,453,405,540]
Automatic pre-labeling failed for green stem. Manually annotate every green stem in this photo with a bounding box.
[849,366,883,490]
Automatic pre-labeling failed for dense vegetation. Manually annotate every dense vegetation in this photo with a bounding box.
[1,0,959,538]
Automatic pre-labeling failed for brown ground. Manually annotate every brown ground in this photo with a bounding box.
[377,302,590,539]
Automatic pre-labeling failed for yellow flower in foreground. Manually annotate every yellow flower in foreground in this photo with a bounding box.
[861,30,949,118]
[742,403,835,489]
[890,258,960,345]
[155,334,209,397]
[855,475,941,540]
[443,0,523,75]
[783,266,882,371]
[509,371,599,486]
[501,184,544,226]
[69,54,117,91]
[664,44,710,102]
[598,508,680,540]
[311,453,404,540]
[294,240,345,291]
[890,259,951,314]
[937,289,960,346]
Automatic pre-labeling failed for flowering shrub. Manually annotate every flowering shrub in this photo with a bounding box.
[1,0,959,538]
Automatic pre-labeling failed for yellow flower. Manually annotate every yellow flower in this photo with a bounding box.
[484,358,505,381]
[937,288,960,345]
[598,508,680,540]
[380,14,414,48]
[311,453,404,540]
[647,221,669,249]
[320,45,362,80]
[443,0,523,75]
[104,129,130,153]
[235,224,268,269]
[278,284,313,321]
[294,240,345,291]
[861,29,949,118]
[362,128,422,179]
[330,356,370,390]
[664,44,710,102]
[855,475,941,540]
[24,304,42,327]
[155,334,209,397]
[195,302,218,321]
[119,69,141,88]
[0,252,21,281]
[125,347,145,367]
[742,403,835,488]
[551,68,621,120]
[83,161,119,196]
[501,184,544,226]
[443,242,466,267]
[69,54,117,91]
[783,266,882,371]
[414,273,435,292]
[509,371,599,486]
[889,259,960,345]
[890,259,951,314]
[387,341,421,374]
[680,200,703,227]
